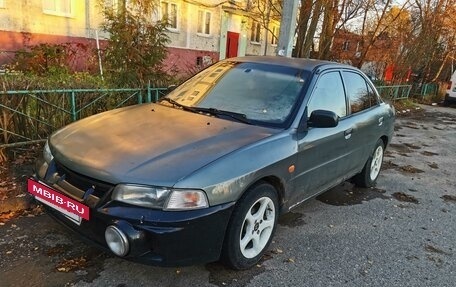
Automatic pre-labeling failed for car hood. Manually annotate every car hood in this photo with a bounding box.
[50,103,278,187]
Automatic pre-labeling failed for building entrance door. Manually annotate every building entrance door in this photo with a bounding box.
[226,31,239,58]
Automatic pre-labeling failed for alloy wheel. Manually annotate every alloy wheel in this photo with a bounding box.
[239,197,276,259]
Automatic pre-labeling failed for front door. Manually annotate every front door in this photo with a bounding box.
[226,32,239,58]
[292,70,354,202]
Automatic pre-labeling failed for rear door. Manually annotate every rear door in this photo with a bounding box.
[341,70,384,171]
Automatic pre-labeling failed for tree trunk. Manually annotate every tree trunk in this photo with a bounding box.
[318,0,339,60]
[302,0,323,58]
[294,0,313,57]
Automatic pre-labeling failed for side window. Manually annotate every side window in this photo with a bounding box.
[308,71,347,118]
[343,71,378,114]
[367,84,381,105]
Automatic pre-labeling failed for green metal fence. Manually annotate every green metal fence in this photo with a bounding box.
[376,85,412,100]
[376,83,441,100]
[418,83,439,98]
[0,87,167,147]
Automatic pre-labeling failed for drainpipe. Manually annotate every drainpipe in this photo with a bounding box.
[85,0,91,38]
[219,12,228,60]
[96,30,104,80]
[263,1,271,56]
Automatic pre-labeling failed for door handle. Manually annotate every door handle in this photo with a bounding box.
[344,128,353,139]
[378,117,384,126]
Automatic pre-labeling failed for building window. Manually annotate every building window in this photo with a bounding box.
[0,0,5,8]
[104,0,134,16]
[42,0,72,17]
[271,26,278,45]
[250,21,261,43]
[104,0,118,14]
[342,40,350,51]
[161,1,178,30]
[197,10,211,35]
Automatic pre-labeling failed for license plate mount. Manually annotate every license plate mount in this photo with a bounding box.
[27,178,90,224]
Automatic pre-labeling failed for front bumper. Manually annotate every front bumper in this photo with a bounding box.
[42,198,235,266]
[33,159,235,266]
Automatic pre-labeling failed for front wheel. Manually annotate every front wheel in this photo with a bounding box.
[221,182,279,270]
[353,139,385,188]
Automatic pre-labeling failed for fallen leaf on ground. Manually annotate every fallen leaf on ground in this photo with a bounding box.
[399,165,424,174]
[425,244,451,255]
[0,211,16,222]
[285,258,295,263]
[55,257,88,272]
[271,248,283,254]
[441,195,456,203]
[428,163,438,169]
[392,192,419,204]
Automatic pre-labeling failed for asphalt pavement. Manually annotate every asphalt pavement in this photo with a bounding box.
[0,104,455,287]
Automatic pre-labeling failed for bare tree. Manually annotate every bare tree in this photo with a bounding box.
[243,0,283,55]
[353,0,412,69]
[294,0,363,59]
[399,0,456,82]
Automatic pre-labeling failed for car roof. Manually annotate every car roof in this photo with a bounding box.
[226,56,355,73]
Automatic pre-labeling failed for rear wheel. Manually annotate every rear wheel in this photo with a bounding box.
[221,182,278,270]
[353,139,384,188]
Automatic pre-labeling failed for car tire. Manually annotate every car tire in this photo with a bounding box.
[221,182,279,270]
[353,139,385,188]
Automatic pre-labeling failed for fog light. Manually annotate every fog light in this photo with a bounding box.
[105,225,129,256]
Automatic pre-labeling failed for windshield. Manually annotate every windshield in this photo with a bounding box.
[164,61,308,126]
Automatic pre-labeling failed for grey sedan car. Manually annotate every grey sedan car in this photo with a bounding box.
[29,56,394,270]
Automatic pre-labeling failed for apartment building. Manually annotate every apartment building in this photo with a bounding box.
[0,0,280,74]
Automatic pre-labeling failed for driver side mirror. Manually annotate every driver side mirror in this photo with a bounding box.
[308,110,339,128]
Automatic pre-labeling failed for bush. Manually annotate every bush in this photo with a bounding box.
[0,72,105,91]
[101,1,171,87]
[12,42,98,75]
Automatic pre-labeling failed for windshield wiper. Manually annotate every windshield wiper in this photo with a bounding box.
[192,107,252,124]
[159,98,198,112]
[159,98,251,124]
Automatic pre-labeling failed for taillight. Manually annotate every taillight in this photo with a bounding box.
[447,81,452,90]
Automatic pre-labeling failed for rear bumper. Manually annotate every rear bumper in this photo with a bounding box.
[445,93,456,103]
[39,197,235,266]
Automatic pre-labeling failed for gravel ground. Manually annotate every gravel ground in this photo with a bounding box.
[0,104,455,287]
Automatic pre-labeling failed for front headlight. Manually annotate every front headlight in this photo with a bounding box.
[43,140,54,163]
[112,185,171,209]
[112,184,209,211]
